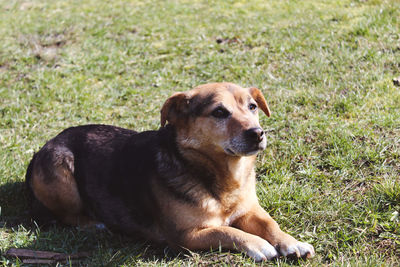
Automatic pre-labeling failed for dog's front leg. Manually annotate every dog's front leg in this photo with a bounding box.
[181,226,278,261]
[232,205,315,258]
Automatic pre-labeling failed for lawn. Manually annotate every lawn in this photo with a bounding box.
[1,0,399,266]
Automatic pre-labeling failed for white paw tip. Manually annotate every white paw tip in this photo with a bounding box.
[281,241,315,258]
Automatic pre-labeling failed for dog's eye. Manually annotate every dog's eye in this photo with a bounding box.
[249,103,257,111]
[211,107,230,119]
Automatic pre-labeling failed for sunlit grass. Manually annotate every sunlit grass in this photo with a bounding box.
[1,0,399,265]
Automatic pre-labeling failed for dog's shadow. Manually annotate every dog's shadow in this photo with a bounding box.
[0,181,31,227]
[0,181,181,265]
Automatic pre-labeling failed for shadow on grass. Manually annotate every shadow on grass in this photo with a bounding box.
[0,181,30,228]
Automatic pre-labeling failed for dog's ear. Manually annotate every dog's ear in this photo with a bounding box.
[160,92,189,127]
[249,87,271,117]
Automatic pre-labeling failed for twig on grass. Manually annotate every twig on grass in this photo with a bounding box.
[5,248,90,264]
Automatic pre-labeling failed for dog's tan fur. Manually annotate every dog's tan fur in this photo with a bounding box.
[27,82,314,261]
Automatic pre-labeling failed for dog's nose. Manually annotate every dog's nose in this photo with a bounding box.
[244,127,264,143]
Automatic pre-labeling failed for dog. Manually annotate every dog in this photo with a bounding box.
[25,82,314,261]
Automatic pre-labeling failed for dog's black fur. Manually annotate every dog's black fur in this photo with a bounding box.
[26,124,194,238]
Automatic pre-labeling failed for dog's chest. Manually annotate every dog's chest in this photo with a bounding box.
[198,187,249,227]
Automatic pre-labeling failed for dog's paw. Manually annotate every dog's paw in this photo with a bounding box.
[279,240,315,259]
[244,237,279,262]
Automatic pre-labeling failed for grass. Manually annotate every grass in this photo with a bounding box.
[1,0,399,265]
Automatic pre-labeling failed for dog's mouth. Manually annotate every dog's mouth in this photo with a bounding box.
[224,146,263,157]
[224,148,236,156]
[224,137,267,156]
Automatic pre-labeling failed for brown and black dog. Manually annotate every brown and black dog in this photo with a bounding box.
[26,82,314,261]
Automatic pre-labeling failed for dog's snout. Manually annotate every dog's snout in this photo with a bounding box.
[244,127,264,143]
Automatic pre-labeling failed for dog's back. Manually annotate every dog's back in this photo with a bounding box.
[26,124,176,240]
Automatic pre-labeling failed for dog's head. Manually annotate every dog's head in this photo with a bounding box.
[161,83,271,157]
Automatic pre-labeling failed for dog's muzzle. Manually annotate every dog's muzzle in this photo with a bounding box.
[224,127,266,156]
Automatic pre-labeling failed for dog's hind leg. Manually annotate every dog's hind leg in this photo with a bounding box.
[26,145,94,226]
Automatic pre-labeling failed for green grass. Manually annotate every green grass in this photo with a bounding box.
[1,0,399,265]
